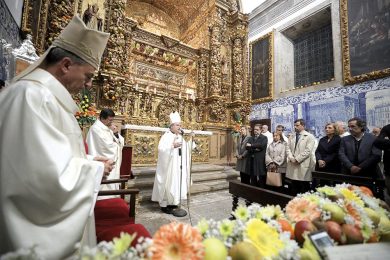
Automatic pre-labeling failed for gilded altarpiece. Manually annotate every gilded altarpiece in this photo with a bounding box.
[21,0,249,165]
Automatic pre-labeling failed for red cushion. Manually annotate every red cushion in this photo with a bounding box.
[95,198,130,219]
[97,223,151,247]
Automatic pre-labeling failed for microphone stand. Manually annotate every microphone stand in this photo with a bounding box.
[172,131,187,217]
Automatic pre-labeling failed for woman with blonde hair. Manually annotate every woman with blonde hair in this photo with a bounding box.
[265,132,286,173]
[315,122,341,173]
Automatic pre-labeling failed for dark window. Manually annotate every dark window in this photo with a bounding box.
[294,24,334,87]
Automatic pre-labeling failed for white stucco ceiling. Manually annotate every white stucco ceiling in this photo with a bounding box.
[241,0,266,14]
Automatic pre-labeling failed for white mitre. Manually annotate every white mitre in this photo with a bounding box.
[169,112,181,124]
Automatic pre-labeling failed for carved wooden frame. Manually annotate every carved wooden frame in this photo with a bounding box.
[340,0,390,85]
[249,31,273,104]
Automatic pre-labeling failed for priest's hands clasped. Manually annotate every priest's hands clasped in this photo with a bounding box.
[94,156,115,175]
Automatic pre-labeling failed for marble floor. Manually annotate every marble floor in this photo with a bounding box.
[135,189,239,235]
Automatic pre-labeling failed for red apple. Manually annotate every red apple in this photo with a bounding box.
[342,224,364,244]
[294,220,317,244]
[325,221,346,244]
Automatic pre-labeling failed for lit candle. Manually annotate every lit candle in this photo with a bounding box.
[146,86,149,92]
[135,84,138,91]
[154,87,157,94]
[179,92,182,99]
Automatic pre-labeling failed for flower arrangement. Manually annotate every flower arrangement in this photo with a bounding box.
[74,88,98,127]
[74,205,299,260]
[283,184,390,258]
[75,184,389,260]
[6,184,390,259]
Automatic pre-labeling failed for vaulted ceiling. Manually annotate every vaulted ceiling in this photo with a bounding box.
[128,0,207,31]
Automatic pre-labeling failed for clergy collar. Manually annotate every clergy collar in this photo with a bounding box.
[20,68,79,113]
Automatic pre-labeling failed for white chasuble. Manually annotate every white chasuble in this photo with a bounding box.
[151,131,192,207]
[0,69,104,259]
[86,120,124,196]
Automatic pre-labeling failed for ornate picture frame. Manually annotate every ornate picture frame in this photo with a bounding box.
[249,31,273,104]
[340,0,390,85]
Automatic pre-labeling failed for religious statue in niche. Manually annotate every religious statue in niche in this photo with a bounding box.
[82,4,103,31]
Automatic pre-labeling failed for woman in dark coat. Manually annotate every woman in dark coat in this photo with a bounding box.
[315,123,341,173]
[236,126,251,184]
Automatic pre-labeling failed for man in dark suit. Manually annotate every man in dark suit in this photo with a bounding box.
[246,124,268,187]
[374,124,390,198]
[339,117,381,177]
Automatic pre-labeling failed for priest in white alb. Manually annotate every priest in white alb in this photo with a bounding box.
[152,112,192,214]
[87,108,124,196]
[0,16,113,259]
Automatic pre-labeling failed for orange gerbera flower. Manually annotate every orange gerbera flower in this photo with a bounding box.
[285,198,321,222]
[150,222,204,260]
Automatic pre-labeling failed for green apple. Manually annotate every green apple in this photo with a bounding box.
[203,237,228,260]
[229,241,261,260]
[322,203,346,224]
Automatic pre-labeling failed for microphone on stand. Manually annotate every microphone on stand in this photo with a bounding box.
[172,127,187,217]
[178,129,184,156]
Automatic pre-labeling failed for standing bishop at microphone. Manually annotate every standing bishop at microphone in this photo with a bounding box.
[152,112,191,214]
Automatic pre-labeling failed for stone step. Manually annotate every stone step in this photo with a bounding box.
[128,170,238,188]
[132,164,227,179]
[137,179,231,202]
[130,164,239,201]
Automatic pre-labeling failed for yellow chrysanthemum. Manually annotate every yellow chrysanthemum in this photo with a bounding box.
[245,219,284,258]
[317,187,338,197]
[112,232,136,256]
[340,188,364,207]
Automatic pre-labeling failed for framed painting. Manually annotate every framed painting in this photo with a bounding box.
[250,31,273,104]
[340,0,390,84]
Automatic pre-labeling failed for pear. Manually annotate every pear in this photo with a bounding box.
[229,241,261,260]
[299,248,320,260]
[378,216,390,242]
[203,237,228,260]
[322,203,346,224]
